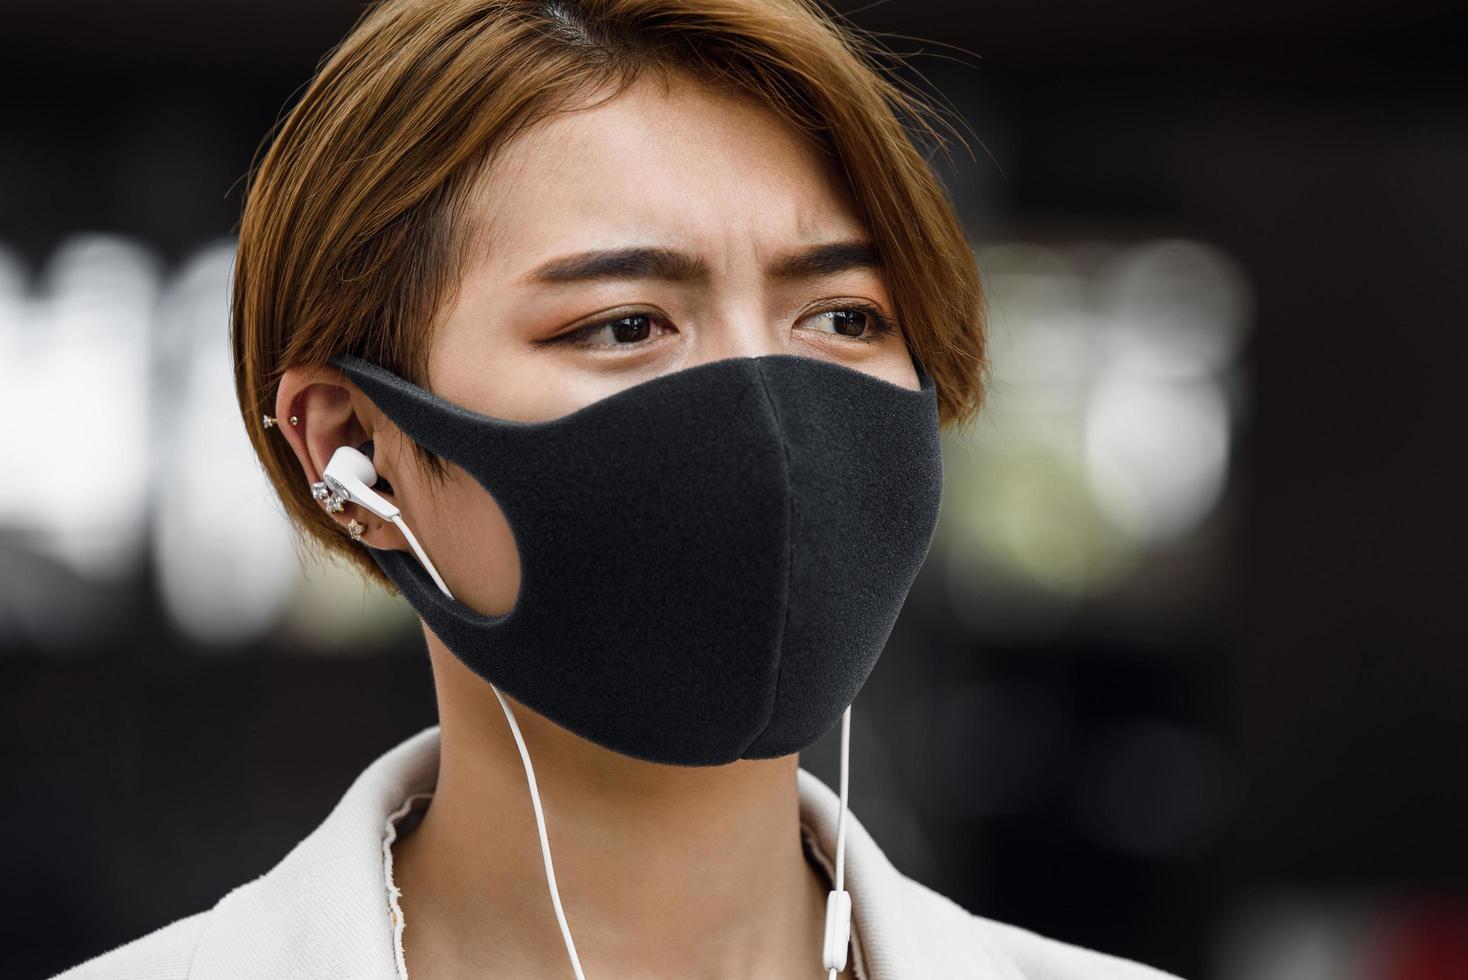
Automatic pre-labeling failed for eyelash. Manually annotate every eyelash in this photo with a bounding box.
[553,302,897,350]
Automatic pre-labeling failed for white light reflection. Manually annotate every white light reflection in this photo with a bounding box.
[1084,376,1231,545]
[150,241,299,646]
[1,234,420,653]
[1215,896,1381,980]
[1096,238,1252,379]
[941,236,1252,619]
[8,235,158,579]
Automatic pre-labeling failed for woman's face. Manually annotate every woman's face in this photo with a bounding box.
[373,72,916,616]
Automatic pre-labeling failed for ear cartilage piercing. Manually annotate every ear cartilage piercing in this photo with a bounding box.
[347,519,366,543]
[262,413,300,429]
[289,415,299,426]
[311,481,346,514]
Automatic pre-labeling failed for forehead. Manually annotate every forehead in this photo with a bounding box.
[463,75,866,275]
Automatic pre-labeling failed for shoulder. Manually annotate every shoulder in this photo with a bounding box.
[892,873,1185,979]
[48,909,212,979]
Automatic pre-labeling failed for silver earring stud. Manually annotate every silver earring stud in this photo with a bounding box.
[347,519,365,543]
[263,413,300,429]
[311,481,345,513]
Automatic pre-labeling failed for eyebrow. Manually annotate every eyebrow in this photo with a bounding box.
[522,238,882,285]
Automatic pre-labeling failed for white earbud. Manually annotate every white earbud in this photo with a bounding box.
[320,444,451,598]
[323,445,399,521]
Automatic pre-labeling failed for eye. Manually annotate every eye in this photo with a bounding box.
[552,311,672,350]
[547,302,897,350]
[798,302,897,345]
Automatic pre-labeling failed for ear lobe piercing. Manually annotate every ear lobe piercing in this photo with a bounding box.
[347,519,366,543]
[262,413,299,429]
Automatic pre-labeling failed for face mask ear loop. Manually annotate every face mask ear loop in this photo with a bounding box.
[823,704,854,977]
[394,516,589,980]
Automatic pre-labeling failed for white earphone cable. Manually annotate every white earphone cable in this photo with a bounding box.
[827,703,852,980]
[389,515,453,599]
[404,527,587,980]
[835,704,851,894]
[490,682,589,980]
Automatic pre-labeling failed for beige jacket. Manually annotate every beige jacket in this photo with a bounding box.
[53,725,1182,979]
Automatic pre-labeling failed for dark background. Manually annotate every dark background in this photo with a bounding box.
[3,2,1466,978]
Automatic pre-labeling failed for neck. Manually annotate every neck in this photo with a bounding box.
[392,628,844,979]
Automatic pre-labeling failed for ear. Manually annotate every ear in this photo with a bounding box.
[274,364,408,553]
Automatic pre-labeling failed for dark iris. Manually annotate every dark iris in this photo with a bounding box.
[827,309,868,337]
[609,315,652,343]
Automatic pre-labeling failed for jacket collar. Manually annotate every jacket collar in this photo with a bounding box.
[189,724,1004,979]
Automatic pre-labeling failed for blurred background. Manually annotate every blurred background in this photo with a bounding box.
[2,1,1466,977]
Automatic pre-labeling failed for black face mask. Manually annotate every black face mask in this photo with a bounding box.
[331,351,943,767]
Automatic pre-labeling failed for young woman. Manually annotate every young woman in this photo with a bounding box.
[56,0,1178,977]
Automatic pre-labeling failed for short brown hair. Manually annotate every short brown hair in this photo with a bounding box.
[232,0,989,590]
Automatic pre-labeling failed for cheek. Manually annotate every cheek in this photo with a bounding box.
[449,476,522,617]
[858,342,921,392]
[893,356,921,392]
[415,467,523,618]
